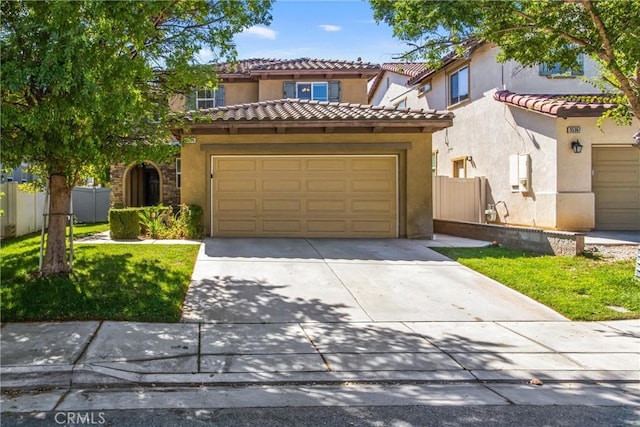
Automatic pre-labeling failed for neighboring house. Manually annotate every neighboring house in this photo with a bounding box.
[1,163,37,184]
[369,43,640,231]
[111,58,454,238]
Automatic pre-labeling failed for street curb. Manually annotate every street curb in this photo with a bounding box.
[2,364,638,391]
[1,365,73,389]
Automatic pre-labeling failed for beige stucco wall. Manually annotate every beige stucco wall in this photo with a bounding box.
[169,82,259,111]
[224,82,259,104]
[172,78,371,110]
[374,43,633,232]
[369,72,411,106]
[258,78,370,104]
[179,132,433,238]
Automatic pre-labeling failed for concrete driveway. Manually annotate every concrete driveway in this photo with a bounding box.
[182,238,565,323]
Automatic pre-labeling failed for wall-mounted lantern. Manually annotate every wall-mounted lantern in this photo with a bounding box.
[571,140,583,154]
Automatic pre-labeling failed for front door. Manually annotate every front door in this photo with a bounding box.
[127,163,161,207]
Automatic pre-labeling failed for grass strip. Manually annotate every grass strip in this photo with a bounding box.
[433,246,639,321]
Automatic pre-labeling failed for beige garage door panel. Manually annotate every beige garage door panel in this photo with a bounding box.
[212,155,398,237]
[593,147,640,231]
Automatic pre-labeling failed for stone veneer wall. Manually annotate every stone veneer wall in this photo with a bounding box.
[110,164,126,208]
[433,219,585,256]
[109,159,179,208]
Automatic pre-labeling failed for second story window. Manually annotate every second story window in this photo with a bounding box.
[298,82,328,101]
[419,81,431,96]
[284,81,341,102]
[449,66,469,106]
[186,86,225,110]
[539,54,584,77]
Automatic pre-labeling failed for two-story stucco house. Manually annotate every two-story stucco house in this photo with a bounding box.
[369,43,640,231]
[111,58,454,238]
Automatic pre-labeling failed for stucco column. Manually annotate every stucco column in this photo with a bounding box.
[554,120,595,230]
[405,134,433,238]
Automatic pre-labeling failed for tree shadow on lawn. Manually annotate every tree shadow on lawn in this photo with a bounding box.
[1,246,191,322]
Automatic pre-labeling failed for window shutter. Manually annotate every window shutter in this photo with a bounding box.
[215,85,225,106]
[283,81,295,98]
[328,81,340,102]
[186,90,196,110]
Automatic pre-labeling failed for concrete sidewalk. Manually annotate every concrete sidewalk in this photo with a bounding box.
[1,320,638,390]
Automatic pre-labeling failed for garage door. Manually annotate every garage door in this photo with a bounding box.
[212,155,398,237]
[593,147,640,230]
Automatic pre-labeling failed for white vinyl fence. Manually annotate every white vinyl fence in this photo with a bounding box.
[0,183,45,238]
[433,176,487,223]
[72,187,111,223]
[0,183,110,239]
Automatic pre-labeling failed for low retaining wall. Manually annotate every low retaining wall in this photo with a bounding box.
[434,220,585,256]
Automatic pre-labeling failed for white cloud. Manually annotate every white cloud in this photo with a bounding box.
[319,24,341,32]
[196,47,214,63]
[241,25,277,40]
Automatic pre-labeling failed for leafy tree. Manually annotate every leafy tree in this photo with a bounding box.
[369,0,640,126]
[1,0,272,275]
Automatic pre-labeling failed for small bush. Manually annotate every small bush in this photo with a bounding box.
[139,206,171,239]
[177,204,203,239]
[136,204,203,240]
[109,208,142,239]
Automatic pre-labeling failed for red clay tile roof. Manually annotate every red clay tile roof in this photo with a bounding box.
[494,90,619,118]
[216,58,380,76]
[381,63,430,77]
[182,99,453,132]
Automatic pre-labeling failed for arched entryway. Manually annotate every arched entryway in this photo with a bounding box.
[125,162,161,207]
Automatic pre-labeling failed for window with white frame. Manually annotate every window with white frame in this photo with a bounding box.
[176,158,181,189]
[186,86,225,110]
[419,81,431,96]
[452,157,467,178]
[395,99,407,108]
[449,66,469,105]
[539,54,584,77]
[283,81,341,102]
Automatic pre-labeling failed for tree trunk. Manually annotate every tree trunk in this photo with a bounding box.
[41,174,72,276]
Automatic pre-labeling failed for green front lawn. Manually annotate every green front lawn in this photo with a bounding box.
[433,247,640,321]
[1,224,199,322]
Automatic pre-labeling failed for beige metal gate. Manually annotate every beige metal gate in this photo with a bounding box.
[593,147,640,230]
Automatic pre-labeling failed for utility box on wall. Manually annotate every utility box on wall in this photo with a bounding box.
[509,154,531,193]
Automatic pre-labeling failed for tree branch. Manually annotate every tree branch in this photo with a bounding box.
[581,0,640,118]
[510,9,590,49]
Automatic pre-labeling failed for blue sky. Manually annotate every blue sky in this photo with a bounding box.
[201,0,408,64]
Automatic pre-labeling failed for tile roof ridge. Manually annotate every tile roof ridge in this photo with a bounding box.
[495,90,618,102]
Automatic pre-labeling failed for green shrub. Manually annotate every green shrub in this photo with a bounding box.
[109,208,142,239]
[177,204,203,239]
[139,206,171,239]
[111,205,203,240]
[138,204,203,240]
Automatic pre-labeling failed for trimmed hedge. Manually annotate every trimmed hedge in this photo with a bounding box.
[109,208,145,239]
